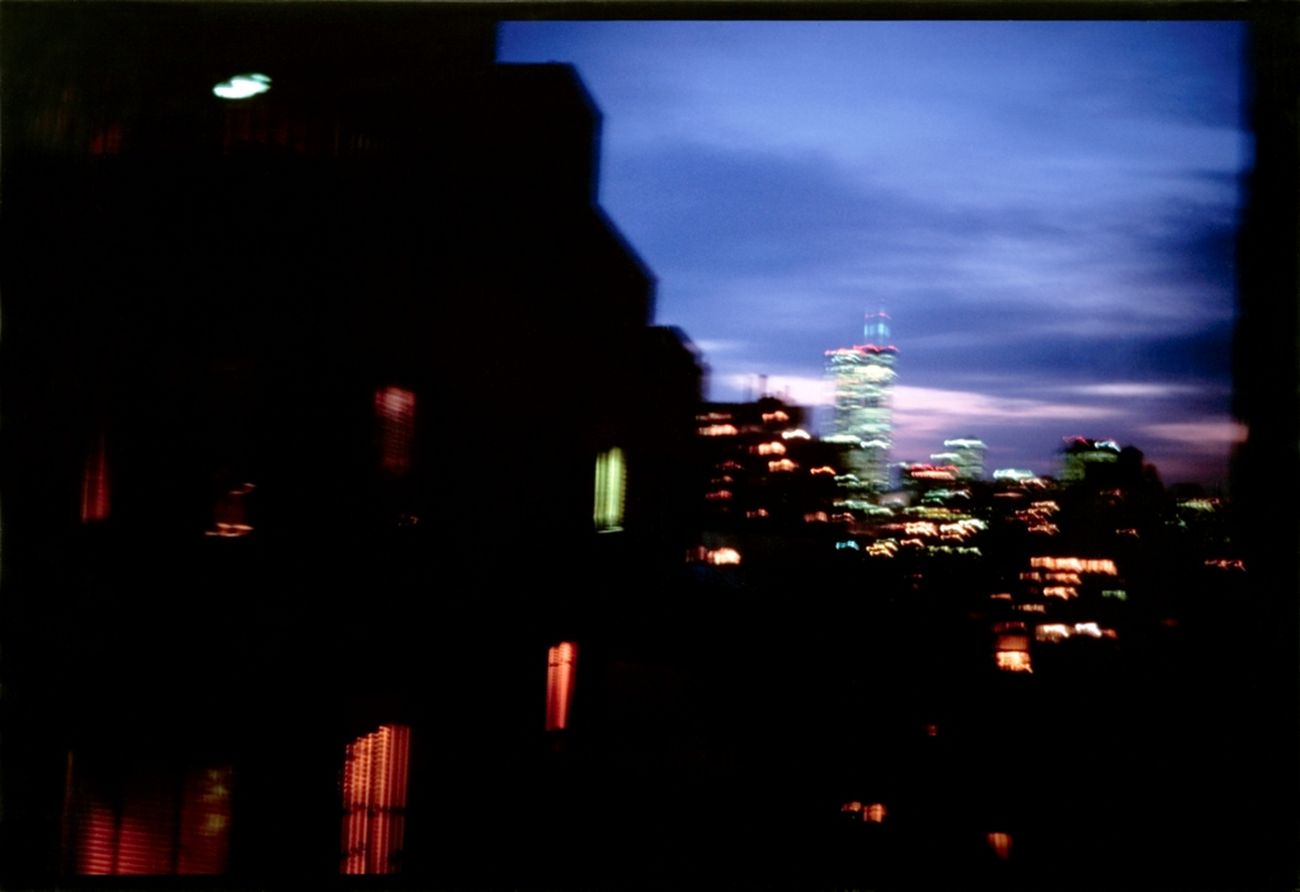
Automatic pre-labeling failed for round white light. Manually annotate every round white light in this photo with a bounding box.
[213,73,271,100]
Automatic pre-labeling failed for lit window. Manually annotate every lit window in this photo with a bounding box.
[1035,623,1073,643]
[987,831,1013,860]
[706,547,741,566]
[1029,556,1118,575]
[995,634,1030,652]
[995,651,1032,673]
[66,758,232,876]
[1043,572,1082,584]
[341,724,411,875]
[593,448,626,531]
[545,642,578,732]
[839,801,886,823]
[374,386,416,476]
[81,434,111,523]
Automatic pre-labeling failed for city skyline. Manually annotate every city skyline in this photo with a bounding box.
[3,8,1289,888]
[497,21,1248,486]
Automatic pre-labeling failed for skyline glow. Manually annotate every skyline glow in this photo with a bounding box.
[499,21,1249,486]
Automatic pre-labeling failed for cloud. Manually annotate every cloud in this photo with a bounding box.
[1140,418,1248,453]
[895,385,1119,420]
[692,338,748,356]
[1064,382,1207,398]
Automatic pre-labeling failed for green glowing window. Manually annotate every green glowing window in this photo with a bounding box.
[593,447,626,532]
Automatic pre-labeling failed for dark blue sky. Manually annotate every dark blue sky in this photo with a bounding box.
[499,21,1249,486]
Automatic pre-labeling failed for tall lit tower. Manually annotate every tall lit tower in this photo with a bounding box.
[824,310,897,488]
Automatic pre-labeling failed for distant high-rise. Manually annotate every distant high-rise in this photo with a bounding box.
[933,437,987,481]
[825,311,897,488]
[1060,436,1121,482]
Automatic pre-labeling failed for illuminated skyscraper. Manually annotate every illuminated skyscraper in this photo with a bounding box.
[825,311,897,489]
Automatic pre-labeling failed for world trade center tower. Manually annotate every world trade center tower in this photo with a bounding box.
[825,311,897,489]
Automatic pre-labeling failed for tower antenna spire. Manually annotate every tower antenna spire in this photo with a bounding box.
[863,308,891,347]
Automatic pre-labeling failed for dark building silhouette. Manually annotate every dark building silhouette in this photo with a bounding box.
[1,5,701,886]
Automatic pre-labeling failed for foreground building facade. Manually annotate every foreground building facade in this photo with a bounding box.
[1,6,701,885]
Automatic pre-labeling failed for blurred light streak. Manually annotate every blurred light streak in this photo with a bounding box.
[594,447,626,531]
[212,73,271,99]
[1030,556,1118,575]
[545,642,578,731]
[81,433,110,522]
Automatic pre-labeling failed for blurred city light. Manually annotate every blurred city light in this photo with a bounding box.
[212,73,271,99]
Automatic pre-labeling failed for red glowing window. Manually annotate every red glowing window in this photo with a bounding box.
[81,434,110,523]
[375,386,416,475]
[66,759,232,876]
[987,831,1013,860]
[545,642,578,732]
[341,724,411,875]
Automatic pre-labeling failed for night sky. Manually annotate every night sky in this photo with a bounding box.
[498,21,1249,487]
